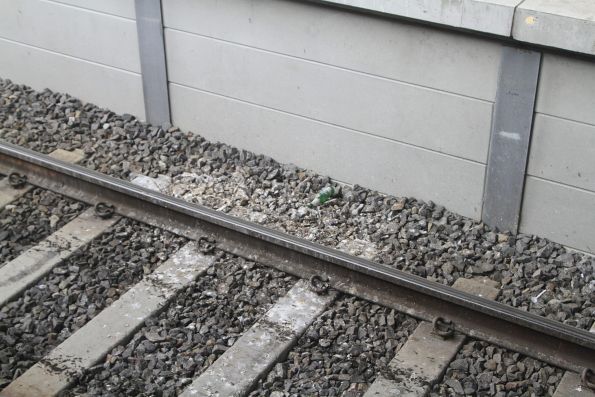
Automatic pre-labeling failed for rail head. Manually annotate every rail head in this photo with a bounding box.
[0,140,593,372]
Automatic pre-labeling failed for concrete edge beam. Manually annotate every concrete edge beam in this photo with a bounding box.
[364,322,466,397]
[180,279,336,397]
[0,179,32,210]
[316,0,522,36]
[364,277,501,396]
[553,323,595,397]
[451,277,501,301]
[315,0,595,56]
[48,148,85,164]
[0,207,120,306]
[0,242,214,397]
[554,372,595,397]
[513,0,595,57]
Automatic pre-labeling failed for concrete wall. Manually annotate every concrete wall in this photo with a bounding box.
[0,0,594,253]
[521,54,595,253]
[0,0,144,118]
[162,0,500,219]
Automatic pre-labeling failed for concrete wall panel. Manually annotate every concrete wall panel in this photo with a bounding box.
[528,114,595,193]
[0,0,140,72]
[166,29,492,163]
[170,83,485,219]
[48,0,136,19]
[0,38,144,117]
[527,53,595,254]
[536,54,595,125]
[162,0,501,101]
[520,177,595,254]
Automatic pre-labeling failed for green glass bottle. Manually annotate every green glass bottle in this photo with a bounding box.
[310,186,335,207]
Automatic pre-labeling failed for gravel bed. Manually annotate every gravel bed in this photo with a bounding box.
[430,340,564,396]
[0,219,186,389]
[0,79,593,330]
[0,188,85,265]
[64,253,295,396]
[249,296,418,397]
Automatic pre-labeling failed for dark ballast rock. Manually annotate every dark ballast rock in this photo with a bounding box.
[0,79,592,331]
[0,188,86,265]
[249,296,418,397]
[431,340,564,396]
[0,219,187,389]
[64,254,296,397]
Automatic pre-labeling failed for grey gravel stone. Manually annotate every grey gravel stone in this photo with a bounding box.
[0,188,85,265]
[64,253,295,396]
[430,340,564,396]
[248,296,418,397]
[0,79,592,331]
[0,218,186,389]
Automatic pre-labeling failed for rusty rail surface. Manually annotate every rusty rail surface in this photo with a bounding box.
[0,141,593,373]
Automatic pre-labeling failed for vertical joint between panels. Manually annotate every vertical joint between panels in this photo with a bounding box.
[481,46,542,233]
[135,0,171,125]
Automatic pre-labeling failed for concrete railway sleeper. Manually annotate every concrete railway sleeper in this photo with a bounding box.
[0,145,593,396]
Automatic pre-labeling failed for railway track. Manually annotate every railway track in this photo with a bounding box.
[0,141,593,396]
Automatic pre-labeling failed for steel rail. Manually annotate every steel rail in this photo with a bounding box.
[0,141,593,372]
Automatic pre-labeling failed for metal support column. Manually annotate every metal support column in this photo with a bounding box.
[135,0,171,125]
[482,46,541,233]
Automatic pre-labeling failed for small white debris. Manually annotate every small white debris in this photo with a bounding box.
[49,214,60,228]
[531,290,546,304]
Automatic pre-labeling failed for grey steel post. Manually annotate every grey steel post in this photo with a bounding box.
[482,46,541,233]
[135,0,171,125]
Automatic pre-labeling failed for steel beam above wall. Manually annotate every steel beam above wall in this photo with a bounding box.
[482,46,541,233]
[135,0,170,125]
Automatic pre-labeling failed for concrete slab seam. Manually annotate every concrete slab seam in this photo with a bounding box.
[481,45,541,233]
[135,0,171,124]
